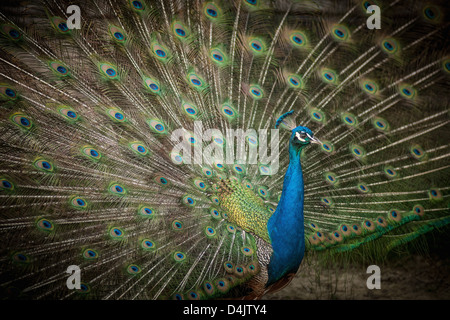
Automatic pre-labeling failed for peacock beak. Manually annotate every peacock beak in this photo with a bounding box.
[310,136,322,145]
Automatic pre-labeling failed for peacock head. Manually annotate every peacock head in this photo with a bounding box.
[275,111,321,151]
[290,126,321,149]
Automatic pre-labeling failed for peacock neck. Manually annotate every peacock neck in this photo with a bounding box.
[266,143,306,286]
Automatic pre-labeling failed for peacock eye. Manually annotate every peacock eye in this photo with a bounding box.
[299,132,307,139]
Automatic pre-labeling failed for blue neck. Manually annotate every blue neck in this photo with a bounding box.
[266,143,306,286]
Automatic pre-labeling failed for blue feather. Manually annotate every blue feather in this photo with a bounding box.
[266,128,310,285]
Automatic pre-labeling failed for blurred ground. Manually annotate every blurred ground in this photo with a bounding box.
[264,234,450,300]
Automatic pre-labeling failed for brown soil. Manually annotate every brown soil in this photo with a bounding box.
[264,253,450,300]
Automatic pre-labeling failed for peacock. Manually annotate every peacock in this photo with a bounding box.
[0,0,449,301]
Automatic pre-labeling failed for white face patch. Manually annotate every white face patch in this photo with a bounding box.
[294,130,322,145]
[295,131,306,142]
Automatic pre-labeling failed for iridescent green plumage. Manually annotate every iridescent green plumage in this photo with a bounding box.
[219,179,272,243]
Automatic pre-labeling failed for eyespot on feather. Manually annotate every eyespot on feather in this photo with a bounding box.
[0,177,15,191]
[172,293,184,300]
[320,197,333,207]
[194,178,208,190]
[375,216,388,228]
[331,231,344,242]
[215,278,230,293]
[141,239,156,251]
[0,84,18,100]
[138,205,155,218]
[109,25,127,43]
[130,0,145,11]
[372,117,390,132]
[182,195,196,207]
[286,74,303,89]
[173,251,187,262]
[129,141,149,156]
[388,209,402,222]
[152,174,169,187]
[428,188,442,201]
[12,252,31,264]
[49,61,70,76]
[360,79,379,95]
[248,37,266,55]
[70,196,88,209]
[151,42,170,62]
[257,186,269,198]
[126,264,142,275]
[241,246,253,256]
[350,144,366,160]
[219,103,238,121]
[187,291,201,300]
[143,77,162,94]
[210,208,221,219]
[331,24,350,42]
[82,248,99,260]
[339,224,352,236]
[381,38,400,55]
[10,113,33,130]
[82,146,102,160]
[170,151,184,165]
[77,283,91,294]
[108,183,127,195]
[362,220,376,232]
[99,63,119,79]
[50,17,70,34]
[226,224,236,234]
[1,24,22,41]
[33,158,55,172]
[204,226,216,238]
[320,68,338,84]
[204,2,222,21]
[351,224,362,235]
[324,172,338,186]
[202,167,213,177]
[36,218,54,231]
[210,47,228,66]
[341,112,358,127]
[172,219,183,231]
[384,165,398,179]
[234,265,246,278]
[58,106,80,122]
[147,118,168,134]
[249,84,264,100]
[182,102,199,119]
[259,164,272,175]
[410,144,426,161]
[203,281,215,296]
[321,141,334,153]
[412,204,425,217]
[288,31,308,48]
[422,5,443,23]
[357,182,371,194]
[210,195,220,205]
[109,227,125,240]
[398,84,417,100]
[187,72,207,90]
[172,21,190,40]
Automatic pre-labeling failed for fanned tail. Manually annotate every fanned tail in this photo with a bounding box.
[0,0,449,300]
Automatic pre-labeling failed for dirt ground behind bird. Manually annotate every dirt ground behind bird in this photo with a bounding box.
[264,234,450,300]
